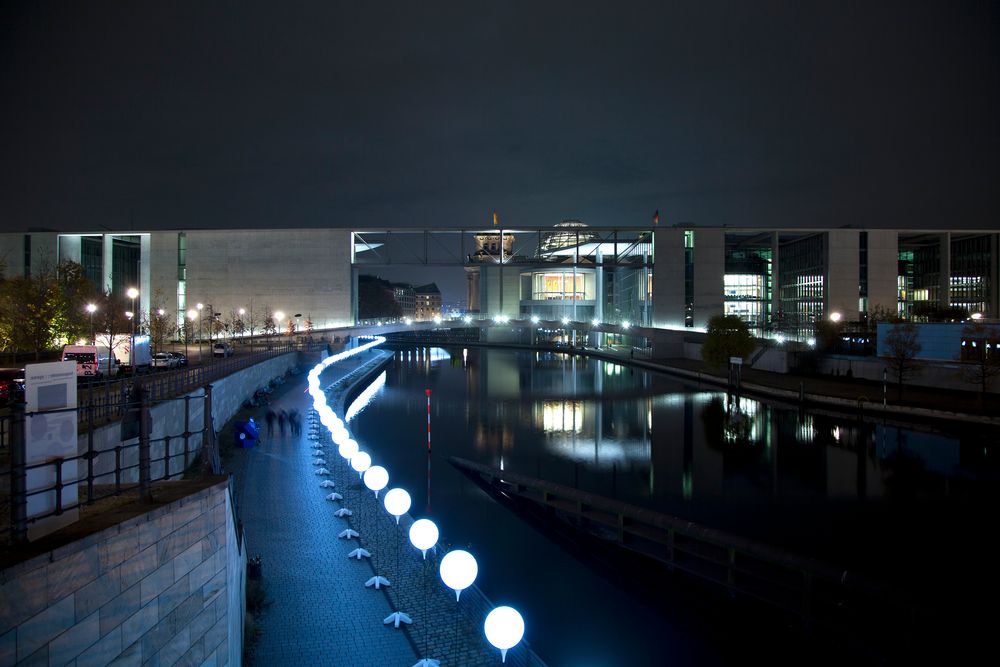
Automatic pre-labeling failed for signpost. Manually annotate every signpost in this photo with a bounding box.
[24,360,78,539]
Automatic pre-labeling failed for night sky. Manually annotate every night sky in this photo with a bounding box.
[1,1,997,233]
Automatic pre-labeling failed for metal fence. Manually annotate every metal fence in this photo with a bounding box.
[1,387,220,546]
[74,343,299,429]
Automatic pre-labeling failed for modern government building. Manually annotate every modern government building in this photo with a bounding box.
[2,225,998,336]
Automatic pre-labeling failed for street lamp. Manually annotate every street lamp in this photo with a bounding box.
[829,311,842,323]
[127,287,139,374]
[186,309,197,365]
[275,311,285,343]
[196,303,204,363]
[86,303,97,343]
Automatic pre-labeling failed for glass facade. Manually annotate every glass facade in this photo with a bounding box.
[951,235,991,314]
[81,236,103,287]
[778,234,825,333]
[532,272,589,300]
[111,236,140,302]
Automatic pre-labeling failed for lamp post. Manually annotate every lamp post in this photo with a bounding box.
[238,308,246,345]
[196,303,204,363]
[127,287,139,374]
[186,309,196,365]
[275,311,285,346]
[86,303,97,344]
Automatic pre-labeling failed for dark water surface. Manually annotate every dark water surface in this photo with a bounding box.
[345,347,1000,666]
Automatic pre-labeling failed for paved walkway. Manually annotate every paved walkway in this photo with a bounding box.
[225,356,417,667]
[223,354,544,666]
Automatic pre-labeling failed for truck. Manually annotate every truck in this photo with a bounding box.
[97,333,151,374]
[62,334,152,379]
[61,344,117,379]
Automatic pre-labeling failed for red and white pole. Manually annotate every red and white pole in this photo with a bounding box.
[425,388,432,452]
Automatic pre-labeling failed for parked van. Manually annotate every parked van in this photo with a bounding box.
[61,345,116,379]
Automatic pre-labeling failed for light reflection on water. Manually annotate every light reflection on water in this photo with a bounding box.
[349,346,1000,666]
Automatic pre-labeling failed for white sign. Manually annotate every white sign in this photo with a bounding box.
[25,360,78,540]
[729,356,743,365]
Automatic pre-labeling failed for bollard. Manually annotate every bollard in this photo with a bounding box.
[139,389,152,500]
[10,402,28,544]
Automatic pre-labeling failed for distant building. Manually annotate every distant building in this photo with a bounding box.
[414,283,442,320]
[392,283,415,319]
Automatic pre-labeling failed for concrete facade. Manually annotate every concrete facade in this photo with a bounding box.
[651,228,685,329]
[183,229,352,331]
[692,229,724,328]
[0,478,244,667]
[825,230,861,321]
[866,230,898,313]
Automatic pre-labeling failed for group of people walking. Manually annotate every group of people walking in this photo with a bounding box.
[264,407,301,438]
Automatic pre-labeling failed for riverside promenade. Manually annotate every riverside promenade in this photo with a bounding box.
[223,350,545,666]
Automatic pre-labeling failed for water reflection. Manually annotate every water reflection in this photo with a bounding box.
[356,346,1000,666]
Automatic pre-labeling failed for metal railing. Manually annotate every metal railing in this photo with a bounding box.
[74,343,298,429]
[2,388,218,546]
[449,456,916,633]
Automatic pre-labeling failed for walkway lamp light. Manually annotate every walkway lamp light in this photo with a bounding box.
[530,315,539,325]
[383,488,411,525]
[408,518,438,559]
[971,312,983,320]
[591,319,600,327]
[829,311,842,323]
[363,465,388,499]
[463,315,472,324]
[86,303,97,343]
[350,450,371,479]
[621,321,631,329]
[484,606,525,663]
[127,287,139,373]
[440,549,478,602]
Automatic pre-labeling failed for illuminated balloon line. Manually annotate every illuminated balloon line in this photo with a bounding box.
[305,337,526,661]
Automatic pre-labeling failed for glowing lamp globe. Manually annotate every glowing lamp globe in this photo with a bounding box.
[338,440,359,460]
[350,451,371,478]
[484,606,524,663]
[439,550,478,601]
[383,488,411,524]
[363,466,389,498]
[408,519,439,559]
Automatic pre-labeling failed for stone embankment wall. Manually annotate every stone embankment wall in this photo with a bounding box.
[0,478,245,667]
[83,353,299,484]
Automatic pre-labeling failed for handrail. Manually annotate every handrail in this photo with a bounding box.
[449,456,907,626]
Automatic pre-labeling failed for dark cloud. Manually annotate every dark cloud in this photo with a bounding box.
[1,0,997,232]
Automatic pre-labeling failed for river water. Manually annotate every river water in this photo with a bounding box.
[346,346,1000,665]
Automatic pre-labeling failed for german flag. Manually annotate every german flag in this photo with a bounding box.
[653,209,659,225]
[493,210,498,226]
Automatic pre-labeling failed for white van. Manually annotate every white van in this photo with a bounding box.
[61,345,116,379]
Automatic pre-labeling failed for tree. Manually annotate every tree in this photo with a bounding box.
[145,291,176,352]
[304,315,314,336]
[285,318,294,336]
[883,322,922,399]
[262,306,277,343]
[701,315,756,369]
[958,321,1000,402]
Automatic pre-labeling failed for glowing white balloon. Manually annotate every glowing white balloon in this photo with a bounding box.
[363,466,388,497]
[338,440,359,460]
[408,519,438,558]
[440,550,478,601]
[484,606,524,663]
[350,451,371,478]
[383,488,411,524]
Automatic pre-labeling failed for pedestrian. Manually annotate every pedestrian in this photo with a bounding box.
[278,409,287,436]
[289,408,301,437]
[265,409,276,437]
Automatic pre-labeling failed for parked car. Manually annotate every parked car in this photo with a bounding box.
[151,352,179,369]
[0,368,26,405]
[213,342,234,358]
[172,352,188,367]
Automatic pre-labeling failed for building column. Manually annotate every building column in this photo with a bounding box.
[102,234,114,294]
[595,249,604,322]
[139,234,151,317]
[866,230,899,315]
[651,228,686,328]
[770,232,780,329]
[939,233,951,309]
[692,229,725,329]
[991,234,999,317]
[824,230,860,321]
